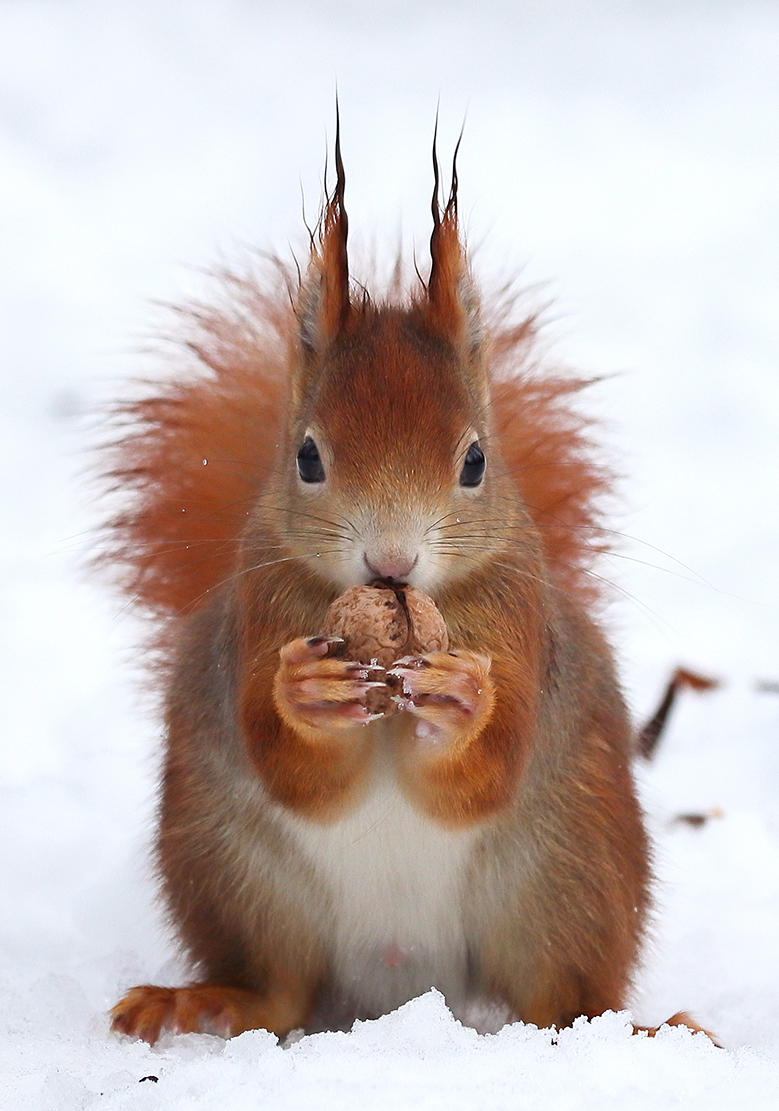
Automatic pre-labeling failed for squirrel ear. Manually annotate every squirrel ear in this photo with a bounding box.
[298,112,350,359]
[424,129,483,356]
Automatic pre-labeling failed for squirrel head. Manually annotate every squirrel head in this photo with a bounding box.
[265,120,530,595]
[102,121,609,621]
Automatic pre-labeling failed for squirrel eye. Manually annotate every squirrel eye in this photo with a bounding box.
[460,442,485,487]
[297,437,325,483]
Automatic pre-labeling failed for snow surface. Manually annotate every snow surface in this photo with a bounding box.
[2,1,779,1107]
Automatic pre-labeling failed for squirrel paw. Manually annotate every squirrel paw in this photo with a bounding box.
[634,1011,722,1047]
[389,649,495,744]
[273,636,386,733]
[110,983,309,1044]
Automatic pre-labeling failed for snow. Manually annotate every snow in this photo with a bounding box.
[3,989,771,1111]
[2,1,779,1106]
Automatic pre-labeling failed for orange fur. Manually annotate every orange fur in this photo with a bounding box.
[491,368,611,606]
[99,272,290,619]
[103,129,662,1047]
[111,981,313,1043]
[100,289,609,627]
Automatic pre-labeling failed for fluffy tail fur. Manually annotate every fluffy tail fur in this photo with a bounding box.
[99,261,611,624]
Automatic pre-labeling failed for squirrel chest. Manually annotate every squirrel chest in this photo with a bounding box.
[275,723,482,1017]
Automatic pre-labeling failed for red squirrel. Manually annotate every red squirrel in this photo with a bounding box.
[104,121,669,1045]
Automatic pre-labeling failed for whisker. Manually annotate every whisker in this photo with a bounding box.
[180,548,353,614]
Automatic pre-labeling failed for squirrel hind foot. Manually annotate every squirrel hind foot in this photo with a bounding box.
[110,983,311,1044]
[634,1011,721,1047]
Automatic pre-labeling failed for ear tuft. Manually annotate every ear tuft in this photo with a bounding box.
[298,109,351,357]
[424,125,483,355]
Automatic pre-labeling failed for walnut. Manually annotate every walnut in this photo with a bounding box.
[321,583,449,715]
[322,582,449,669]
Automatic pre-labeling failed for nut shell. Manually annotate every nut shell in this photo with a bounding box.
[321,583,448,671]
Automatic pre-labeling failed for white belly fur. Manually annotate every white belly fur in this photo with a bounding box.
[281,750,481,1016]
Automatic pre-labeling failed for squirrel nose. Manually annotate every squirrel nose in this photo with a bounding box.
[364,552,418,583]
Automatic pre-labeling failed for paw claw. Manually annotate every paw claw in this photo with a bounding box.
[388,649,494,739]
[390,656,428,669]
[276,637,393,732]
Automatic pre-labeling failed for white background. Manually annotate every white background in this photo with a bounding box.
[2,2,779,1107]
